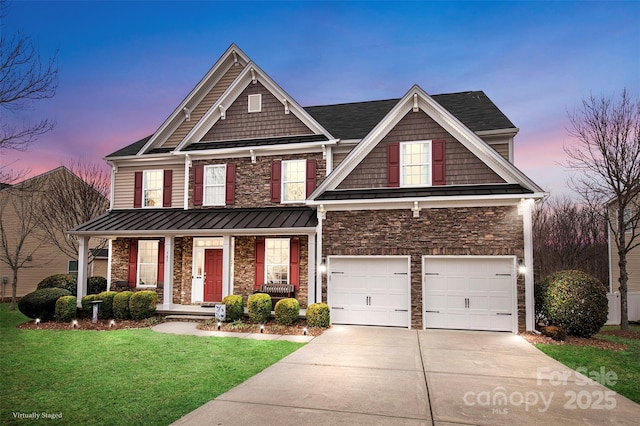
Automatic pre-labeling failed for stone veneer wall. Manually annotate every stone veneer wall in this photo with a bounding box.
[322,206,526,330]
[110,238,164,301]
[233,235,309,308]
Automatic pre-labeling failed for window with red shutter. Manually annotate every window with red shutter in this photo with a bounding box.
[134,172,143,208]
[270,161,281,203]
[127,241,138,287]
[157,239,165,288]
[194,165,204,206]
[305,159,316,197]
[388,143,400,187]
[254,239,265,289]
[225,164,236,205]
[290,239,300,290]
[432,139,446,186]
[163,170,172,207]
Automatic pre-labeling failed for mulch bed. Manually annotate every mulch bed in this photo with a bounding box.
[519,330,638,352]
[198,319,326,336]
[17,318,160,331]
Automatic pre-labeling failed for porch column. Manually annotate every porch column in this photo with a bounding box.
[222,235,232,297]
[521,199,535,331]
[308,232,316,306]
[315,208,324,304]
[106,239,113,290]
[76,236,90,308]
[163,236,174,308]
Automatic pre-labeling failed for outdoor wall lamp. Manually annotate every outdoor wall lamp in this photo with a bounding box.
[411,201,421,218]
[518,258,527,275]
[319,257,327,275]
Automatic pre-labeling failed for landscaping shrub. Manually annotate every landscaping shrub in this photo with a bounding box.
[80,294,101,317]
[55,296,77,322]
[18,288,72,321]
[538,270,608,338]
[88,276,107,295]
[247,293,271,323]
[306,303,330,328]
[222,294,244,321]
[36,274,77,295]
[274,298,300,325]
[113,291,133,319]
[541,325,566,341]
[129,290,158,320]
[96,291,117,319]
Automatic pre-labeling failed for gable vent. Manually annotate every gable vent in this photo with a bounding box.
[248,94,262,113]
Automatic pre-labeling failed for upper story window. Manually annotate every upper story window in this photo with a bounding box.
[137,240,159,287]
[204,164,226,206]
[68,260,78,275]
[248,94,262,113]
[265,238,290,284]
[143,170,163,207]
[282,160,306,202]
[401,141,432,187]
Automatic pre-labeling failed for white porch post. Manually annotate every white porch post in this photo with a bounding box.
[76,236,90,308]
[222,235,232,297]
[522,199,535,331]
[315,208,324,304]
[163,236,174,308]
[308,232,316,306]
[106,239,113,290]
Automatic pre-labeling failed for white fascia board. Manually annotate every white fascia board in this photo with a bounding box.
[176,62,335,151]
[138,45,251,155]
[69,227,316,238]
[307,192,546,211]
[476,128,519,137]
[106,155,183,167]
[174,139,338,160]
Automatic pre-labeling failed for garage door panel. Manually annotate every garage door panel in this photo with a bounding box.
[424,257,515,332]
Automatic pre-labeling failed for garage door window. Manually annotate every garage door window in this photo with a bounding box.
[265,238,289,284]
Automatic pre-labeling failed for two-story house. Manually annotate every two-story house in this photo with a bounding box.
[71,44,544,332]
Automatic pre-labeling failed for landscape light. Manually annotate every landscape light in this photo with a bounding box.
[109,320,115,328]
[35,318,41,326]
[303,327,308,336]
[72,320,78,329]
[217,321,221,330]
[260,324,265,333]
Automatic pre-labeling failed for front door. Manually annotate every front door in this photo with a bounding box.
[204,249,223,302]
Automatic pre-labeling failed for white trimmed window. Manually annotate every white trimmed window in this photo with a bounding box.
[137,240,159,287]
[282,160,306,202]
[248,94,262,113]
[204,164,226,206]
[143,170,163,207]
[68,260,78,275]
[401,141,431,187]
[265,238,289,284]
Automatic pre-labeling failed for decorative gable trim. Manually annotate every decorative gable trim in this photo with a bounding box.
[138,44,252,155]
[309,85,544,200]
[175,62,334,151]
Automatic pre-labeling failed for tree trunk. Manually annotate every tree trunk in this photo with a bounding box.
[10,269,18,311]
[618,250,629,331]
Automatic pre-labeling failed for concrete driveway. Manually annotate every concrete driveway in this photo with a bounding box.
[172,326,640,425]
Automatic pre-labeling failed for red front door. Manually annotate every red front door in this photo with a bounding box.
[204,249,223,302]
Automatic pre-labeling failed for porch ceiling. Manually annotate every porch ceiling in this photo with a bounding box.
[70,207,318,236]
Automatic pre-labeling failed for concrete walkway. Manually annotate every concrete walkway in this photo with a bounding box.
[169,325,640,425]
[152,321,314,343]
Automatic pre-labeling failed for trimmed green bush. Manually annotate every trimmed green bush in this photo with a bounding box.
[88,276,107,295]
[80,294,101,317]
[222,294,244,321]
[36,274,77,295]
[113,291,133,319]
[96,291,117,319]
[306,303,330,328]
[129,290,158,320]
[18,288,72,321]
[538,270,608,338]
[247,293,271,323]
[274,298,300,325]
[55,296,77,322]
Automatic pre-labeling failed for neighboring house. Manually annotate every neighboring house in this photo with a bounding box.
[71,44,544,332]
[0,167,108,298]
[607,194,640,323]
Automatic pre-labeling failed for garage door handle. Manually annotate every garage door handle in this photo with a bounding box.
[332,272,344,275]
[332,307,344,310]
[425,310,440,313]
[495,273,511,276]
[394,272,408,275]
[395,309,408,312]
[496,312,512,316]
[424,273,439,276]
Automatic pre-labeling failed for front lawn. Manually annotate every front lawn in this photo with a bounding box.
[535,324,640,404]
[0,304,304,425]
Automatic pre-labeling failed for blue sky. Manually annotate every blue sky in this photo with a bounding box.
[2,0,639,197]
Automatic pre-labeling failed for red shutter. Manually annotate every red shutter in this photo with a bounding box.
[193,165,204,206]
[134,172,143,208]
[270,161,281,203]
[388,143,400,187]
[305,159,317,198]
[432,139,446,186]
[163,170,172,207]
[157,239,165,288]
[127,241,138,287]
[254,239,265,289]
[290,239,300,290]
[225,164,236,205]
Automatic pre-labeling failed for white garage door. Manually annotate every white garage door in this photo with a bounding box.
[423,257,515,332]
[328,256,410,328]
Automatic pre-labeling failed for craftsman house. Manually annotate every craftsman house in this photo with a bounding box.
[71,44,545,332]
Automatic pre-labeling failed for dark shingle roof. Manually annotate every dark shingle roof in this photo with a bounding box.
[316,184,532,201]
[71,207,317,235]
[107,91,515,158]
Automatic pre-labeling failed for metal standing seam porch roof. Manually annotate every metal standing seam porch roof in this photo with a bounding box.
[70,207,318,236]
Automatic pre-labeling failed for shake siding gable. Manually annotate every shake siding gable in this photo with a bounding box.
[337,110,504,190]
[200,82,313,142]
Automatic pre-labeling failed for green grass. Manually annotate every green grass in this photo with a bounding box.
[0,304,304,425]
[535,324,640,404]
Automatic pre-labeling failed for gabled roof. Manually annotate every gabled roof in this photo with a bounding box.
[309,85,544,200]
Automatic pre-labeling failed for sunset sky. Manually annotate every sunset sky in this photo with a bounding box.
[2,0,639,198]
